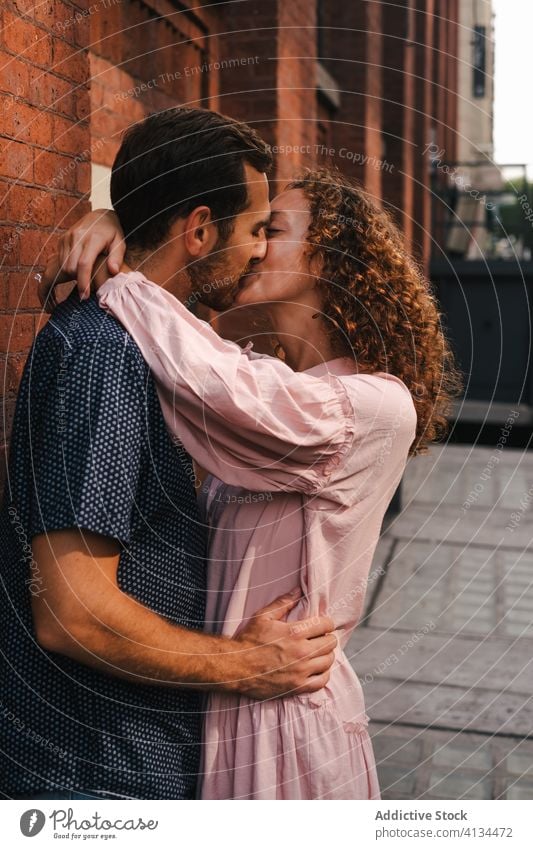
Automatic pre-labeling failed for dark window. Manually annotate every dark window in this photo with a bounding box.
[473,25,486,98]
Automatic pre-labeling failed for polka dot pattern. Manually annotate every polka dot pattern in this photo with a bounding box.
[0,292,207,799]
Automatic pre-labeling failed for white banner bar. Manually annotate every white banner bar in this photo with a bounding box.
[2,799,530,848]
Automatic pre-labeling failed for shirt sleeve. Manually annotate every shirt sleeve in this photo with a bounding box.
[98,273,356,494]
[27,337,146,544]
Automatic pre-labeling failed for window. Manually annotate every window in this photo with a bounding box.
[473,25,486,98]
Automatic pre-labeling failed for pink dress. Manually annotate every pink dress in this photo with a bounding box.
[98,272,417,800]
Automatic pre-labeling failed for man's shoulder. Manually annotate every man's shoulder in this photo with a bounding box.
[36,291,148,374]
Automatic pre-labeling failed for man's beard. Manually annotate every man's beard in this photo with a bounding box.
[188,242,250,311]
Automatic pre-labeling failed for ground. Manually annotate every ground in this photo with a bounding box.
[347,443,533,800]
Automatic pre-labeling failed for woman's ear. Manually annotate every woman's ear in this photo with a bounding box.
[183,206,217,257]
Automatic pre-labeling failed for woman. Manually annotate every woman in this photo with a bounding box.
[43,168,459,799]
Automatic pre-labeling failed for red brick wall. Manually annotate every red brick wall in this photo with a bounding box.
[432,0,459,165]
[378,0,460,266]
[0,0,91,492]
[381,0,416,250]
[275,0,317,185]
[90,1,219,168]
[216,0,317,190]
[364,1,385,201]
[319,2,384,198]
[216,1,278,153]
[412,0,435,264]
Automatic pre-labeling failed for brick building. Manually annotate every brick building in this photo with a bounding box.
[0,0,460,490]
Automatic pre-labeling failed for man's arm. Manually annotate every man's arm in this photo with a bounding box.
[31,529,336,700]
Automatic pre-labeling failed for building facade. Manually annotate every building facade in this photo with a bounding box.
[457,0,494,164]
[436,0,497,260]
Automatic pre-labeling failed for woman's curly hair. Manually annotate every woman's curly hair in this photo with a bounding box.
[288,167,462,455]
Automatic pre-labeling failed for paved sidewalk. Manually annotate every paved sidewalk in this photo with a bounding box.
[347,443,533,799]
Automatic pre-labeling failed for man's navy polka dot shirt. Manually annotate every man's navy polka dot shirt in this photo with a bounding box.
[0,291,207,799]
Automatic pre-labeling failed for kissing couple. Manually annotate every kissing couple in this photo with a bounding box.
[0,106,458,800]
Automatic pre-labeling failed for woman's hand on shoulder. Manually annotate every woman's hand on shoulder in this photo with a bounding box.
[40,209,125,308]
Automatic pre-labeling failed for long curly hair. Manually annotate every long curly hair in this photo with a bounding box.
[288,167,461,455]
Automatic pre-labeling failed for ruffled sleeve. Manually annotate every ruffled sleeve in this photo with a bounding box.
[98,272,355,493]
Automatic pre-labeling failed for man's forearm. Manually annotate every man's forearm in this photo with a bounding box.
[39,581,254,693]
[32,529,333,701]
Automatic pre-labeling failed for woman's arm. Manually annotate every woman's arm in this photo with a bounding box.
[40,209,125,305]
[97,273,356,494]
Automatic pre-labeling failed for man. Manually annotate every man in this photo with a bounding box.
[0,107,335,800]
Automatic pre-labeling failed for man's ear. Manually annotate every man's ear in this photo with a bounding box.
[182,206,218,257]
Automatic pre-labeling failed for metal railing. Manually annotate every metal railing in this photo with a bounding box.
[430,162,532,261]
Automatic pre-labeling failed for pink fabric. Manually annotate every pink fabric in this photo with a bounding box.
[98,272,417,799]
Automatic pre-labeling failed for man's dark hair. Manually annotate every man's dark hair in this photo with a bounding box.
[110,107,273,251]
